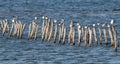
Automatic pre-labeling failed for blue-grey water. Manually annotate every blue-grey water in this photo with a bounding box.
[0,0,120,64]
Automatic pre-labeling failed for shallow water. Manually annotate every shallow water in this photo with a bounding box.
[0,0,120,64]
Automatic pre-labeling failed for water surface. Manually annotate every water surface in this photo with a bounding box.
[0,0,120,64]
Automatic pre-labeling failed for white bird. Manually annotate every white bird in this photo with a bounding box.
[110,19,114,25]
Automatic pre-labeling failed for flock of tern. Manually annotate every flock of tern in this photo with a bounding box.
[0,16,118,52]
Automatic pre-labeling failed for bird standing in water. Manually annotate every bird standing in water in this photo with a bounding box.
[53,20,58,43]
[93,24,98,45]
[102,24,108,45]
[88,27,92,47]
[41,16,45,41]
[97,23,102,44]
[48,21,54,43]
[68,21,75,46]
[77,23,81,46]
[108,24,114,46]
[84,26,88,48]
[110,19,118,52]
